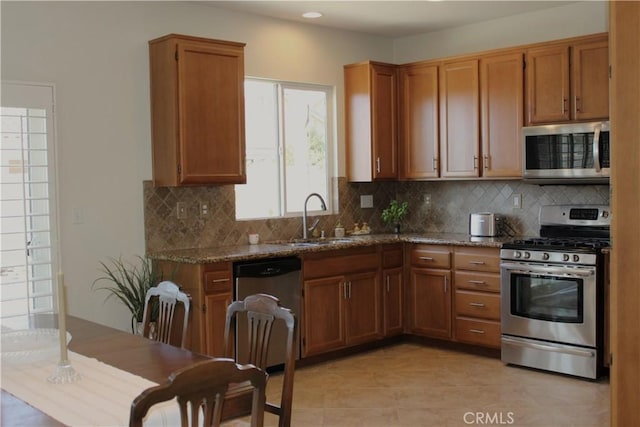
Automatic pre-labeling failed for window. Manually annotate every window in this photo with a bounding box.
[235,79,333,219]
[1,82,59,329]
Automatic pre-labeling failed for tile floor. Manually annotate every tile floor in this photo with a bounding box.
[226,342,610,427]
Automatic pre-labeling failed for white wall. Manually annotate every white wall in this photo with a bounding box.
[393,1,608,63]
[1,1,609,331]
[1,1,392,331]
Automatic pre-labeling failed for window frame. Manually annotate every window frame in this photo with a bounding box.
[236,77,335,221]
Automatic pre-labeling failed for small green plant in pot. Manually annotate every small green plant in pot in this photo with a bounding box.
[381,200,409,234]
[92,255,165,334]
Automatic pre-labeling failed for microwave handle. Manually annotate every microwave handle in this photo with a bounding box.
[593,126,601,172]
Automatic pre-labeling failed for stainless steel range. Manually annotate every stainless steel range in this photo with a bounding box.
[500,205,610,379]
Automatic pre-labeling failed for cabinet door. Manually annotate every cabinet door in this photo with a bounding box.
[371,63,399,180]
[408,268,451,339]
[400,63,439,179]
[345,270,382,345]
[303,276,346,356]
[177,40,246,184]
[572,39,609,121]
[480,52,523,178]
[345,62,398,182]
[204,292,232,357]
[383,267,404,336]
[440,59,480,178]
[526,45,570,124]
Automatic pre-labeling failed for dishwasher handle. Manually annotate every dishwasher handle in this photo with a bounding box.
[234,257,301,278]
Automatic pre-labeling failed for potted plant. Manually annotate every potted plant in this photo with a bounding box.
[381,199,409,234]
[92,255,165,334]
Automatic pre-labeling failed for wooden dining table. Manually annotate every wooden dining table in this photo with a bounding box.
[1,315,211,426]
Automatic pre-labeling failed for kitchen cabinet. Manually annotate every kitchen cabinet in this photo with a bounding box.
[407,244,452,339]
[452,247,501,348]
[480,51,524,178]
[439,59,480,178]
[156,260,233,356]
[344,61,398,182]
[302,247,382,356]
[382,244,404,336]
[149,34,246,186]
[399,62,439,179]
[525,33,608,124]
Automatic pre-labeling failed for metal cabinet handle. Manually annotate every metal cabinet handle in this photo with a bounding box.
[473,156,478,170]
[348,281,352,299]
[468,280,486,285]
[432,158,438,172]
[444,276,448,293]
[575,96,581,113]
[211,278,229,283]
[419,256,434,261]
[386,276,390,293]
[343,282,347,299]
[469,329,485,334]
[469,302,485,307]
[563,97,568,114]
[469,261,485,265]
[376,157,381,173]
[483,155,489,170]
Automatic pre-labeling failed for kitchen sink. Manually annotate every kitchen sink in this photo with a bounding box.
[286,238,354,247]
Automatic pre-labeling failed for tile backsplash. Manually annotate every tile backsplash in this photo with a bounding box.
[143,179,610,252]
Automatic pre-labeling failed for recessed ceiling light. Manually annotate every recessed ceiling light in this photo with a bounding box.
[302,11,323,19]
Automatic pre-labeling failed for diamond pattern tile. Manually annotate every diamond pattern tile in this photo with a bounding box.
[143,180,610,252]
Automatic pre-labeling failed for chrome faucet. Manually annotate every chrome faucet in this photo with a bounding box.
[303,192,327,240]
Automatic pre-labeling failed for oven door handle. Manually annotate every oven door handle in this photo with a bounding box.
[502,336,596,358]
[500,262,595,278]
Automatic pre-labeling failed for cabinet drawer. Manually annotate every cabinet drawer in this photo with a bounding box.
[303,247,378,279]
[455,290,501,320]
[410,245,451,269]
[204,271,232,294]
[455,317,501,348]
[455,271,501,293]
[454,247,500,272]
[382,245,403,269]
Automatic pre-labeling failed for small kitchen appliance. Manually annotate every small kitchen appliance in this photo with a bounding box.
[500,204,610,379]
[469,212,503,237]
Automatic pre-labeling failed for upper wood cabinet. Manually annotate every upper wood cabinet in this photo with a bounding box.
[525,34,609,124]
[440,59,480,178]
[344,61,398,182]
[149,34,246,186]
[572,38,609,121]
[399,63,439,179]
[480,51,524,178]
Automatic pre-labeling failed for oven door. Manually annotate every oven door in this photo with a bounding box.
[500,261,597,347]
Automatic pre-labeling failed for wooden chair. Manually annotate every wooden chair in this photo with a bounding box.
[129,358,266,427]
[141,281,190,348]
[222,294,297,427]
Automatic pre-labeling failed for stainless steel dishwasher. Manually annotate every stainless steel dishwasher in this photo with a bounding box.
[233,257,301,369]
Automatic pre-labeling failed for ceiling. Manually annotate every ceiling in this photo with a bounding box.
[206,1,577,38]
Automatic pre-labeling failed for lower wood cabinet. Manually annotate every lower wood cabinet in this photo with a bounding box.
[302,247,382,357]
[407,244,452,339]
[452,246,501,348]
[382,244,404,336]
[157,260,232,356]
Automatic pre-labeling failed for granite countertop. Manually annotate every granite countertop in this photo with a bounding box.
[147,232,515,264]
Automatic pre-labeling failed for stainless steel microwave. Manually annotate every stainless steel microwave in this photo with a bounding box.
[523,121,610,184]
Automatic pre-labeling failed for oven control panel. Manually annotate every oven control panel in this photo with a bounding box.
[500,249,597,266]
